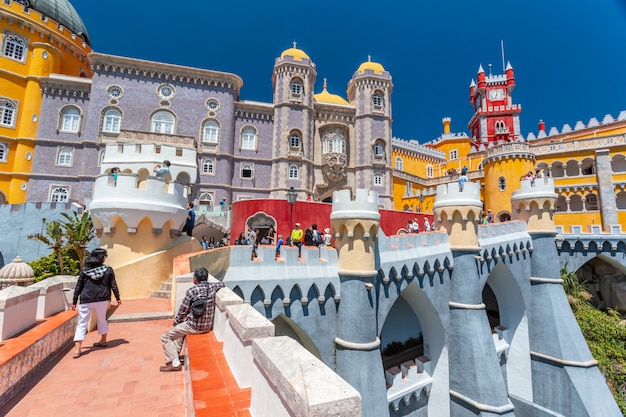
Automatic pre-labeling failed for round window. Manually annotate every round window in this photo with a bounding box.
[107,86,123,99]
[206,99,220,111]
[158,84,175,99]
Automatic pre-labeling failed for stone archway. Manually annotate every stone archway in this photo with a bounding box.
[575,255,626,311]
[246,211,277,243]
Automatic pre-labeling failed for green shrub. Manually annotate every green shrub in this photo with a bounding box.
[28,251,80,282]
[572,302,626,414]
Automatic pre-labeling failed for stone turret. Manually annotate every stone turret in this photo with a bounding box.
[331,189,387,417]
[511,178,557,233]
[433,181,482,250]
[330,189,380,275]
[89,143,201,298]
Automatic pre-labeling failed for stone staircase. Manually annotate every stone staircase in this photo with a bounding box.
[151,276,172,299]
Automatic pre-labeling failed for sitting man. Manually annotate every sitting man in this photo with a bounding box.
[160,267,224,372]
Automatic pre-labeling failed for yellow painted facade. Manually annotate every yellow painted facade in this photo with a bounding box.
[0,1,91,203]
[392,117,626,231]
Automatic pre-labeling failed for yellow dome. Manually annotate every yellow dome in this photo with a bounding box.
[357,56,385,74]
[280,42,310,61]
[314,79,349,105]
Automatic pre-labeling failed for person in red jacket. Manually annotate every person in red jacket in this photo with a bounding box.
[71,248,121,359]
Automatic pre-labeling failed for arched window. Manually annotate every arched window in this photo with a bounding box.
[60,107,81,133]
[291,78,303,96]
[50,186,69,202]
[498,176,506,191]
[241,127,256,150]
[372,91,383,108]
[395,156,403,171]
[289,165,298,179]
[102,109,121,133]
[2,34,26,62]
[98,150,105,166]
[426,164,434,178]
[241,163,254,178]
[0,142,7,163]
[374,141,384,156]
[202,159,215,174]
[198,192,213,213]
[57,148,73,166]
[0,99,17,128]
[202,120,219,143]
[290,132,301,148]
[374,173,383,185]
[331,134,343,153]
[151,111,175,134]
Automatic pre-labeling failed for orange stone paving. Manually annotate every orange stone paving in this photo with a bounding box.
[187,331,251,417]
[0,298,251,417]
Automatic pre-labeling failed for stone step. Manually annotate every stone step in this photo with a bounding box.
[159,282,172,291]
[150,289,171,299]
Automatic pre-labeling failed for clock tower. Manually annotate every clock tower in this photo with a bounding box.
[467,62,522,150]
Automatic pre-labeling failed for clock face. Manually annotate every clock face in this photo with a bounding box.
[488,89,505,100]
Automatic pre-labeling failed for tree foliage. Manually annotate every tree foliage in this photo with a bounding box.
[562,263,626,414]
[27,211,95,278]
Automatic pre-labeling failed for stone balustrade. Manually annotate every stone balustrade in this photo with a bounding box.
[214,285,243,342]
[0,286,40,341]
[223,303,275,388]
[29,275,73,319]
[385,355,433,412]
[251,336,362,417]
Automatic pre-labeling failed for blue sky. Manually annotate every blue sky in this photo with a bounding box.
[72,0,626,143]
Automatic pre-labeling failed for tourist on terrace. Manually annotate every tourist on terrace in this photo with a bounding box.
[153,160,171,179]
[323,228,332,246]
[200,236,209,250]
[71,248,121,359]
[291,222,304,258]
[160,267,224,372]
[276,234,284,260]
[487,209,495,224]
[424,218,431,232]
[458,166,469,191]
[182,203,195,237]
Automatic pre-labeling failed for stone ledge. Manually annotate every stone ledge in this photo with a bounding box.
[0,310,77,408]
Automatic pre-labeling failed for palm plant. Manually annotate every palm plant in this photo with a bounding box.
[59,211,95,269]
[28,220,67,274]
[560,262,591,308]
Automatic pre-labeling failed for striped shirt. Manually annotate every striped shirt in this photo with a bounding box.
[174,281,224,332]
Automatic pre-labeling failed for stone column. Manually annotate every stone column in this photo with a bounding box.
[513,179,622,416]
[435,182,515,417]
[595,149,618,230]
[331,189,389,417]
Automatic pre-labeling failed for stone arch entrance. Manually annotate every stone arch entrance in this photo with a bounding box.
[379,281,447,416]
[574,254,626,311]
[246,211,277,243]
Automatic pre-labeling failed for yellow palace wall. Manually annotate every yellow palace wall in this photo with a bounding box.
[0,1,91,203]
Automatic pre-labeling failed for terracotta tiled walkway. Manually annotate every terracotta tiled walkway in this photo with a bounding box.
[0,299,182,417]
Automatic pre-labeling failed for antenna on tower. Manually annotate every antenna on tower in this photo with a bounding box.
[501,40,505,73]
[488,64,492,76]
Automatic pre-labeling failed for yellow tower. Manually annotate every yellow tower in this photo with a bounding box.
[433,181,482,250]
[482,142,535,221]
[0,0,92,203]
[510,177,558,233]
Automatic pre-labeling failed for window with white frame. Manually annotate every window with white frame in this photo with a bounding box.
[0,99,17,128]
[57,148,73,166]
[291,78,303,95]
[0,142,7,163]
[2,33,26,62]
[321,129,346,154]
[426,164,434,178]
[102,108,121,133]
[202,158,215,174]
[372,92,383,108]
[374,141,384,156]
[289,165,299,179]
[395,156,403,171]
[405,181,412,195]
[449,149,458,160]
[202,120,219,143]
[498,176,506,191]
[290,132,301,148]
[49,185,69,202]
[374,173,383,186]
[198,192,213,212]
[241,127,256,150]
[241,163,254,178]
[151,111,175,134]
[60,107,81,133]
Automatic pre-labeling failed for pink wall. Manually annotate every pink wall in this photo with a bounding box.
[230,199,434,238]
